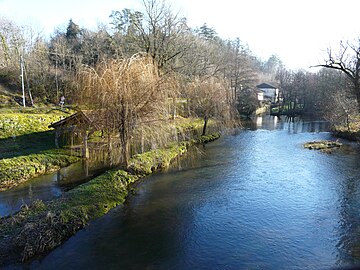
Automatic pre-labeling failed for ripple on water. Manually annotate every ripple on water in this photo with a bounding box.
[20,116,360,270]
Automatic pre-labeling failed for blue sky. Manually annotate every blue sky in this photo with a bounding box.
[1,0,359,70]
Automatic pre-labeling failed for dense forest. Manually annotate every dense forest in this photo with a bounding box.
[0,0,359,131]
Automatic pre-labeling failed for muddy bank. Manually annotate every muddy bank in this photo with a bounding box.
[0,133,220,267]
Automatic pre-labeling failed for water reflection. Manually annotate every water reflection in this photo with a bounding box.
[8,116,360,269]
[0,159,108,217]
[245,115,329,133]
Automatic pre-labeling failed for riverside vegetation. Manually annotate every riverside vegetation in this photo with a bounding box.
[0,118,220,265]
[303,140,342,153]
[0,103,221,266]
[0,108,80,190]
[1,0,360,266]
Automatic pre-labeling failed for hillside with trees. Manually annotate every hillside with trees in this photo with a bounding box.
[0,0,359,133]
[2,1,360,266]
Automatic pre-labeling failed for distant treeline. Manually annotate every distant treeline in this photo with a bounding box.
[1,0,359,128]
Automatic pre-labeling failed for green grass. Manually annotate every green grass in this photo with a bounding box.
[0,149,80,190]
[58,170,138,223]
[0,112,66,139]
[128,141,189,175]
[0,107,76,159]
[175,117,204,131]
[0,131,55,159]
[0,109,81,189]
[0,132,221,264]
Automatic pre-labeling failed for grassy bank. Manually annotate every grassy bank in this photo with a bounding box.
[0,109,72,159]
[0,133,220,266]
[0,150,80,191]
[0,131,55,160]
[0,109,80,190]
[0,110,71,140]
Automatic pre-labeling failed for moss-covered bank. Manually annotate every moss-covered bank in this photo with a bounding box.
[0,133,220,266]
[0,109,80,190]
[303,140,342,153]
[128,133,220,176]
[0,150,80,191]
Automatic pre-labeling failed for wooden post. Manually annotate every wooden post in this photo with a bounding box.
[82,129,89,159]
[55,129,60,148]
[173,125,178,142]
[107,130,112,165]
[70,132,74,156]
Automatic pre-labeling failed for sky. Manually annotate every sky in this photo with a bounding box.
[0,0,359,70]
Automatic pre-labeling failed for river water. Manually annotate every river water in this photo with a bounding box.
[13,116,360,269]
[0,161,107,217]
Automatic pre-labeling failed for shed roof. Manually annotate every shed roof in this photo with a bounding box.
[48,110,105,130]
[256,83,277,89]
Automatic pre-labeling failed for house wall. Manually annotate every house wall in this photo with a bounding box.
[257,92,264,101]
[259,88,279,101]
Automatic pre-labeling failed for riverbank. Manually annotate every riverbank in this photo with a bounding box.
[329,116,360,142]
[0,133,220,267]
[0,150,80,191]
[0,109,81,190]
[333,129,360,141]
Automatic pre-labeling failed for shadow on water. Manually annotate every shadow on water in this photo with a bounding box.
[0,134,126,217]
[0,157,111,217]
[6,115,360,269]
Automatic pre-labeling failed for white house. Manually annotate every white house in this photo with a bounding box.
[256,91,264,101]
[256,83,279,102]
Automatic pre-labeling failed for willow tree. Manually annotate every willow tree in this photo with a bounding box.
[77,54,167,166]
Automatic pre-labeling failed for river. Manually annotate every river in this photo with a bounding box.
[0,161,107,217]
[10,116,360,269]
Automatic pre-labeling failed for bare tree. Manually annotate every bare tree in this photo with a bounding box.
[325,90,357,131]
[187,76,231,135]
[314,39,360,111]
[111,0,189,73]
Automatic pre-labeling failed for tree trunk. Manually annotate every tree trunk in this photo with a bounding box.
[82,129,89,159]
[187,98,191,117]
[107,130,112,166]
[140,126,144,153]
[355,83,360,113]
[119,129,129,167]
[202,115,208,136]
